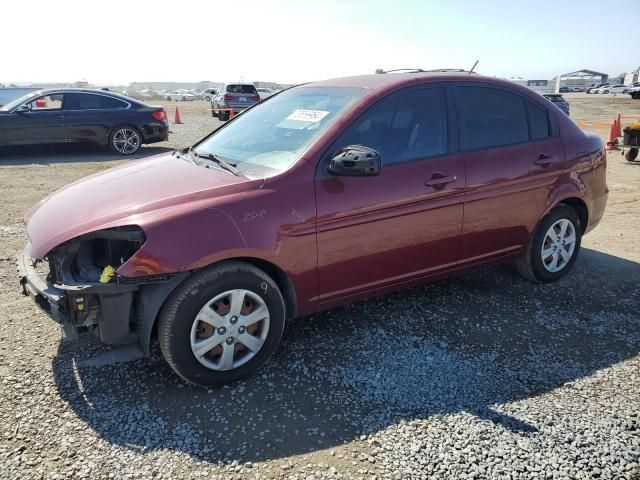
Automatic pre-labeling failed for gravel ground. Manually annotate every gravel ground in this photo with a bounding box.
[0,95,639,479]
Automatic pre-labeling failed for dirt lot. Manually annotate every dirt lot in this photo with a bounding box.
[0,95,639,479]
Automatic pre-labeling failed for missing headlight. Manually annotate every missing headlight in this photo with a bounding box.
[48,226,146,284]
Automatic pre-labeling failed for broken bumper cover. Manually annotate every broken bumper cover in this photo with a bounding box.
[18,246,137,343]
[18,247,68,325]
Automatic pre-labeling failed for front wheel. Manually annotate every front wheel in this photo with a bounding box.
[158,261,286,386]
[109,126,142,155]
[515,204,582,283]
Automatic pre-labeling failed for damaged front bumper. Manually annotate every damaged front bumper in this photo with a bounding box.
[18,245,138,344]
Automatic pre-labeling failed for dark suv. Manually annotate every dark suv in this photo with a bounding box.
[19,72,608,386]
[211,83,260,121]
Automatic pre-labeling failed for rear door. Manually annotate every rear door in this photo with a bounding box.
[455,84,565,264]
[4,93,67,145]
[315,86,465,305]
[64,93,130,145]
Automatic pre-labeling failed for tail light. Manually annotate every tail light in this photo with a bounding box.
[152,109,167,121]
[223,93,233,101]
[251,94,260,102]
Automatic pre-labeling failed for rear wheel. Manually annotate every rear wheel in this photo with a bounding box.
[219,110,229,121]
[109,126,142,155]
[626,148,639,162]
[515,204,582,283]
[158,261,286,386]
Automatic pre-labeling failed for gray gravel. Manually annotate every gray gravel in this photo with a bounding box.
[1,97,639,479]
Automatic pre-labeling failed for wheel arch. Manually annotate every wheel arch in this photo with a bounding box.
[546,196,588,234]
[138,256,298,355]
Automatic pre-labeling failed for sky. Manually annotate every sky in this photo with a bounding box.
[1,0,636,86]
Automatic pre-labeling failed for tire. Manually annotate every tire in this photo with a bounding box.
[182,96,187,101]
[211,104,218,117]
[219,111,229,121]
[109,126,142,155]
[515,204,582,283]
[623,89,629,94]
[158,261,286,386]
[603,90,609,94]
[166,96,171,101]
[626,148,639,162]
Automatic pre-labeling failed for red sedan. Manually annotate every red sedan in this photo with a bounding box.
[19,71,608,386]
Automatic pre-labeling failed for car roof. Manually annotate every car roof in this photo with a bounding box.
[305,72,517,93]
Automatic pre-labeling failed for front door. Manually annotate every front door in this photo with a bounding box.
[315,86,465,306]
[4,93,67,145]
[454,84,566,264]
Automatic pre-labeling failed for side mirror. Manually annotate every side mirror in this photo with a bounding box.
[328,145,381,176]
[14,104,30,114]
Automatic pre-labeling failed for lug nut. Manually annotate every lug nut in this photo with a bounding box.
[238,326,246,334]
[217,327,226,335]
[226,337,234,345]
[230,316,238,324]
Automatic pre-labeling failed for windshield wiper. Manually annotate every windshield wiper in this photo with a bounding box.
[192,151,243,177]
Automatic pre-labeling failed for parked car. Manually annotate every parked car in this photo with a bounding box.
[202,88,218,102]
[542,93,570,115]
[587,83,609,94]
[629,86,640,99]
[598,84,629,94]
[19,73,608,386]
[0,89,168,155]
[256,88,273,100]
[559,86,570,93]
[165,90,196,101]
[211,83,260,121]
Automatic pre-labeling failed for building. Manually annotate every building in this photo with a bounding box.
[557,69,608,90]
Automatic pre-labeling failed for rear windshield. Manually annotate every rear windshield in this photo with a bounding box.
[544,95,566,103]
[226,84,258,94]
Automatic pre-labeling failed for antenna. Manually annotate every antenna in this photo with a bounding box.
[469,60,479,75]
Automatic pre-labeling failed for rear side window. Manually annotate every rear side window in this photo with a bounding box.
[227,84,258,94]
[65,93,128,110]
[527,101,550,140]
[335,87,447,165]
[100,96,128,108]
[456,86,529,151]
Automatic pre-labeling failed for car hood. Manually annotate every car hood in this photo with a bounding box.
[26,152,261,258]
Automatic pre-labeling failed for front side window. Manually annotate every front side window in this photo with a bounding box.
[456,86,529,151]
[333,87,448,165]
[27,94,64,111]
[195,86,368,178]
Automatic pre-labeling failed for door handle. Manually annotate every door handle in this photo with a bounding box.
[534,154,556,166]
[425,174,457,187]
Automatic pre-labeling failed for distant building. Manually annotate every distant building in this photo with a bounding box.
[557,69,608,90]
[624,68,639,85]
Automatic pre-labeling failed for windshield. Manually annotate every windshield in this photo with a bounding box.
[194,86,368,178]
[0,91,41,111]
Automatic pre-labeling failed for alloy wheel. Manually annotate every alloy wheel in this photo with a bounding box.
[190,289,270,371]
[541,219,577,273]
[112,128,141,155]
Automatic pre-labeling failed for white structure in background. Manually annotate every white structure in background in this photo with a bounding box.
[624,68,639,85]
[556,70,608,91]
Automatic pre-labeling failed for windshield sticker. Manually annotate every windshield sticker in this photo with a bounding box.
[286,109,329,123]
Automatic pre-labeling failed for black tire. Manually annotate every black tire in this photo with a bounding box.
[515,204,582,283]
[109,125,142,155]
[211,104,218,117]
[182,96,187,101]
[157,261,286,386]
[626,148,639,162]
[219,110,229,121]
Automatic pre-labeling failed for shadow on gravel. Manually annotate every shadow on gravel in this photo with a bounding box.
[52,248,640,463]
[0,143,172,165]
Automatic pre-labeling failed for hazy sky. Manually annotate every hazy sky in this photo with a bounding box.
[2,0,636,85]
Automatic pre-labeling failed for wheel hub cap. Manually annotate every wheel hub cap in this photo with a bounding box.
[190,289,270,371]
[541,218,577,273]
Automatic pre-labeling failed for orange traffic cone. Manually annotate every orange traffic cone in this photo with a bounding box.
[174,106,183,125]
[605,122,619,150]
